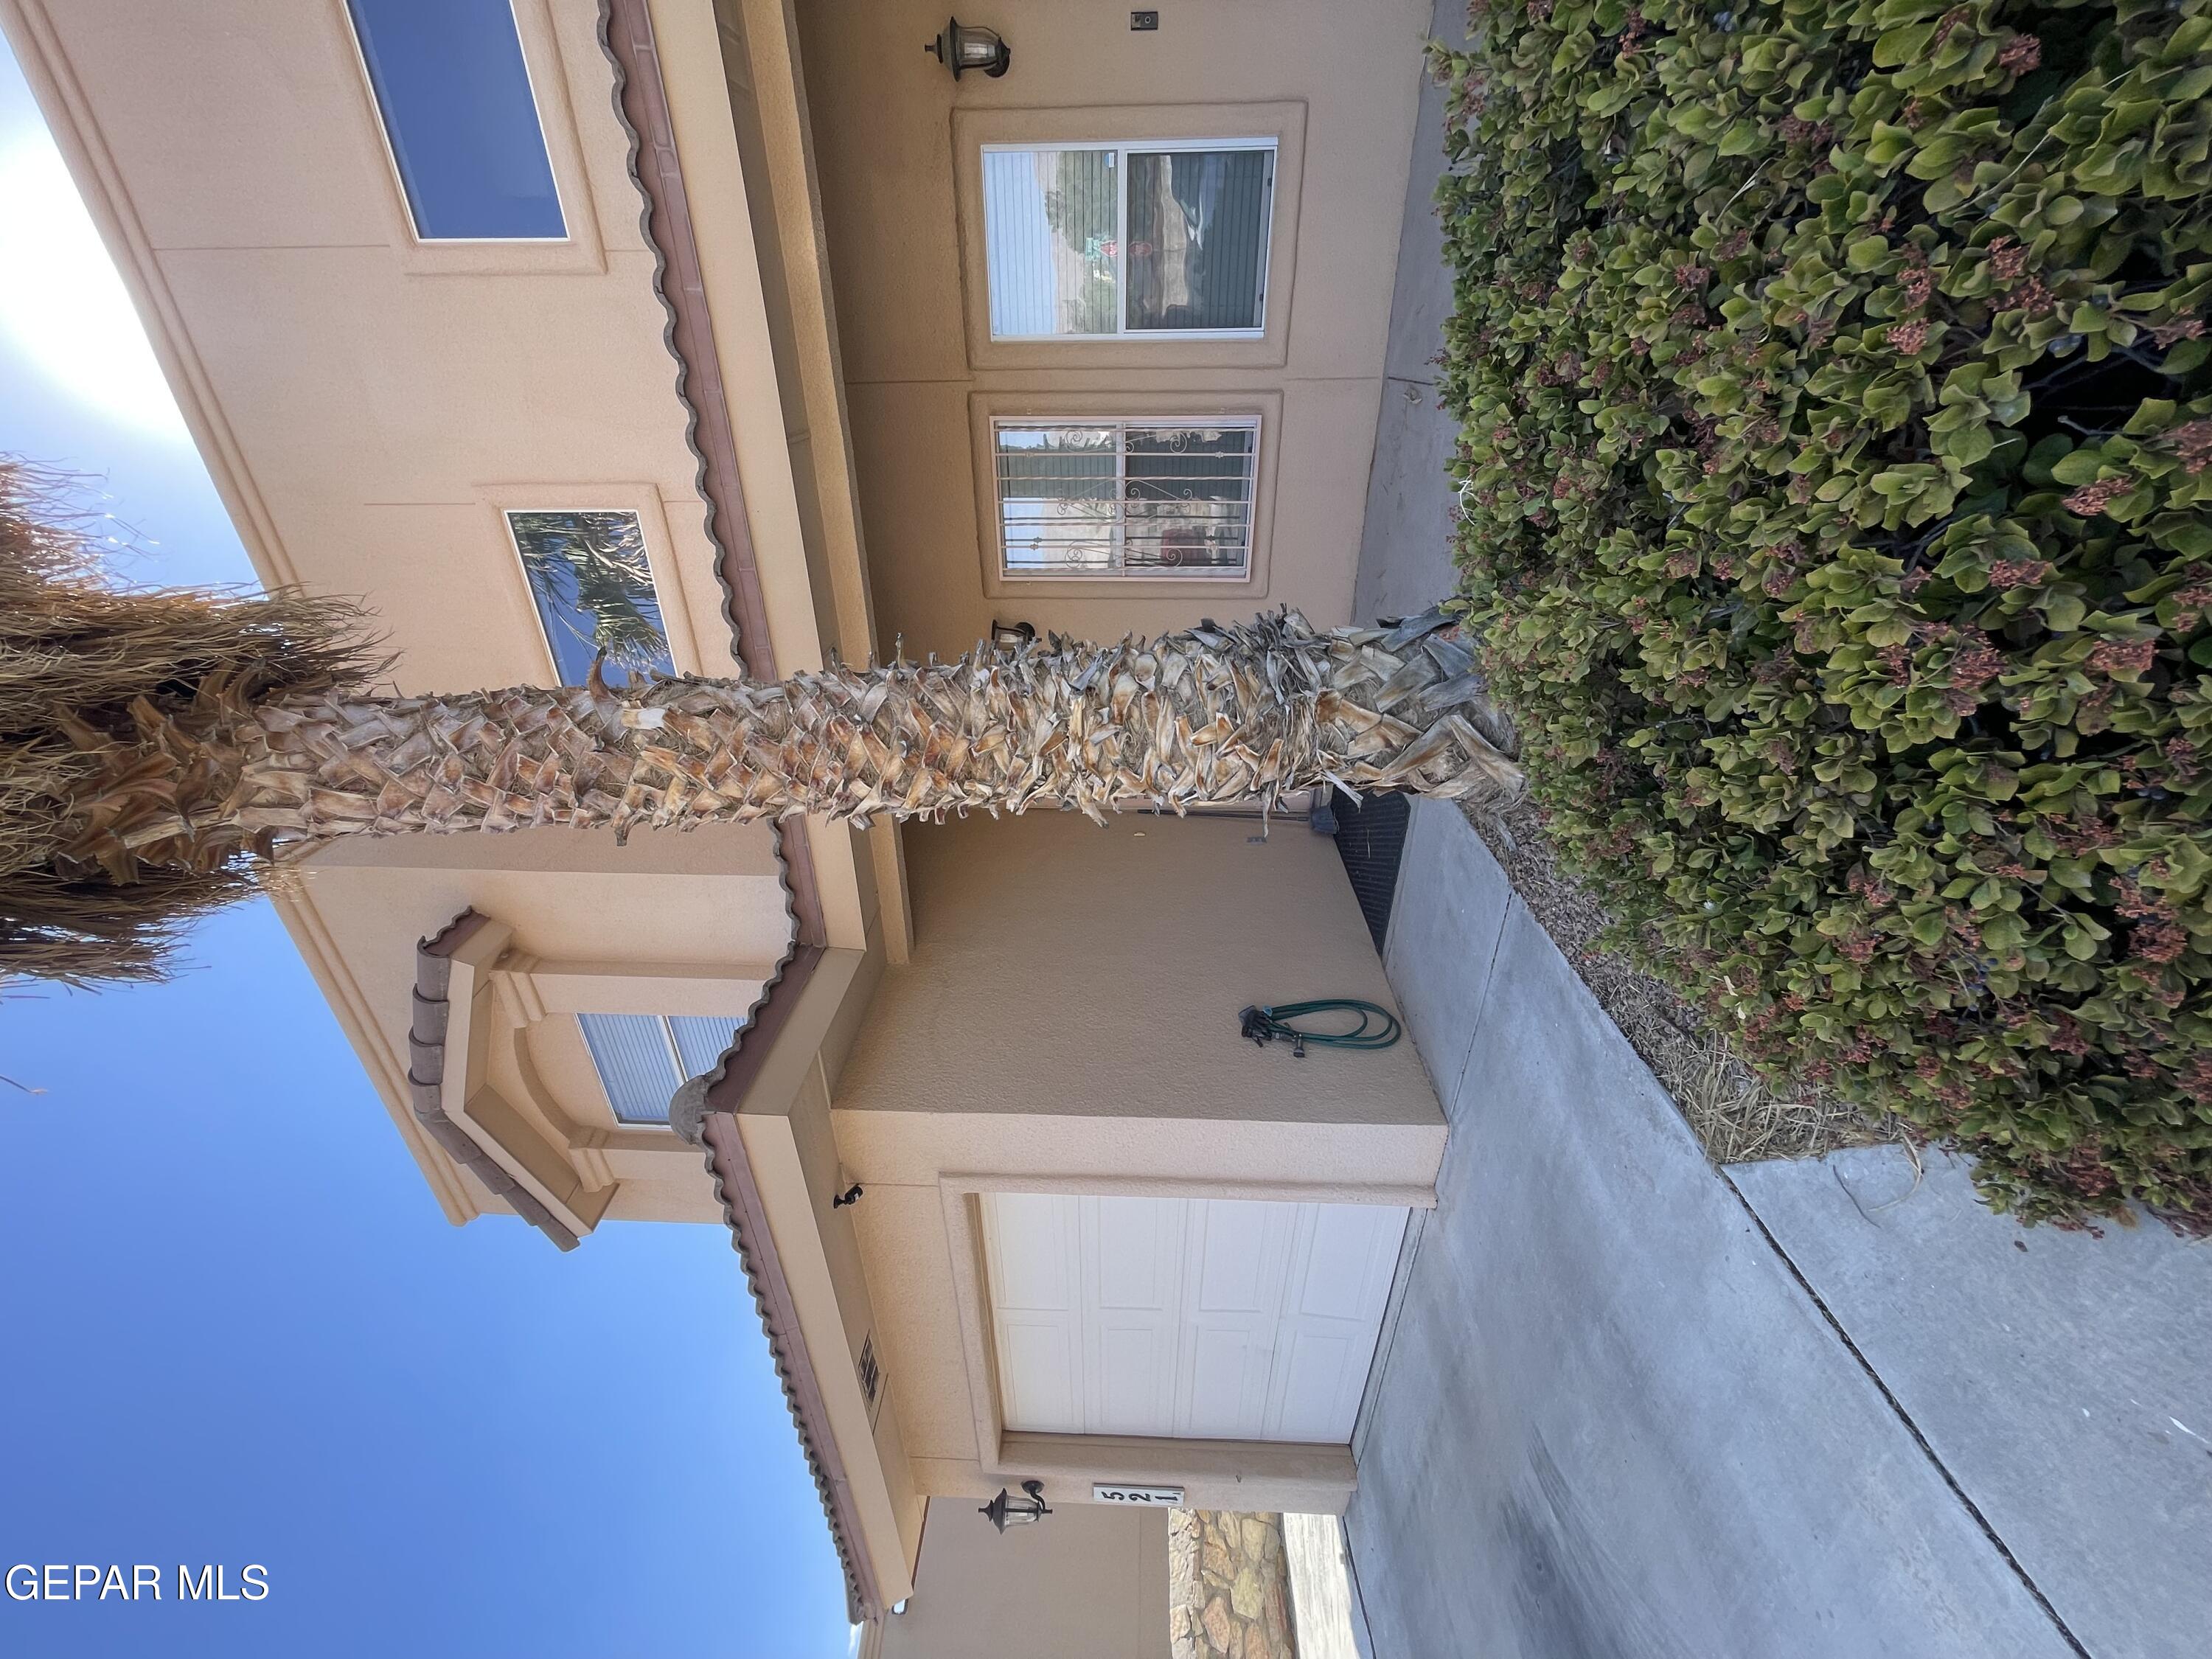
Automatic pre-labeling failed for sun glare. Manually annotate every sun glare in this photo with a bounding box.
[0,135,186,437]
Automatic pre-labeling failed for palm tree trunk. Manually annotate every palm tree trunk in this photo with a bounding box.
[80,609,1518,873]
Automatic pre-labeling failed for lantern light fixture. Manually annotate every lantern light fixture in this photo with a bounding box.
[979,1478,1051,1532]
[926,16,1011,79]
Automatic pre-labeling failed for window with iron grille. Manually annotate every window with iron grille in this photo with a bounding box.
[992,417,1258,579]
[981,140,1275,339]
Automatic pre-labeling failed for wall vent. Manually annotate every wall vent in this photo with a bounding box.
[857,1334,881,1414]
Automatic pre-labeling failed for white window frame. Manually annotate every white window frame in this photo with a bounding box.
[341,0,570,246]
[979,138,1277,343]
[483,487,706,688]
[577,1012,737,1128]
[990,414,1262,582]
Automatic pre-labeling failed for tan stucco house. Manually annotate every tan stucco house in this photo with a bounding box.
[7,0,1443,1637]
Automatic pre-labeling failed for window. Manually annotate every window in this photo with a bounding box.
[507,509,674,687]
[981,142,1274,339]
[577,1014,740,1126]
[346,0,566,240]
[993,417,1258,578]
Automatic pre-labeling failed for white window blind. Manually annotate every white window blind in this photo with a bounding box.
[993,417,1258,578]
[577,1013,742,1126]
[982,141,1275,340]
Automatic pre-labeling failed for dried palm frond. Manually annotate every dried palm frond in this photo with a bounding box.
[0,462,378,981]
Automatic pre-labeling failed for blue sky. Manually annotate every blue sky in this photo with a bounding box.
[0,38,853,1659]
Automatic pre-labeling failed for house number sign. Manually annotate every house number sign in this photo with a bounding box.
[1093,1483,1185,1506]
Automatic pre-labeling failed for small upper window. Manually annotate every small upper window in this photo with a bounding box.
[508,509,674,686]
[346,0,566,240]
[577,1014,741,1126]
[981,142,1274,340]
[992,417,1258,578]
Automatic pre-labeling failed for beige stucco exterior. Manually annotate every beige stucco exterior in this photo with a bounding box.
[8,0,1443,1632]
[866,1499,1171,1659]
[2,0,894,1225]
[794,0,1431,655]
[835,811,1441,1520]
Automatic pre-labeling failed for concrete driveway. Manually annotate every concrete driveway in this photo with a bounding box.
[1343,804,2212,1659]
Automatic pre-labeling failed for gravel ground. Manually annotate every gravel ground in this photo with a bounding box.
[1461,801,1894,1166]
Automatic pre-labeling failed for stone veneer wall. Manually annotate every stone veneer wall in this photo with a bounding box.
[1169,1509,1297,1659]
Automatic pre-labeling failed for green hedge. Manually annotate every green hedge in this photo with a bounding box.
[1432,0,2212,1225]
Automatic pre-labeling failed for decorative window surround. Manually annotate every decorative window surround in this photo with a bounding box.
[969,390,1281,601]
[954,103,1305,371]
[417,912,616,1241]
[981,139,1276,341]
[344,0,566,241]
[492,954,782,1023]
[478,484,704,684]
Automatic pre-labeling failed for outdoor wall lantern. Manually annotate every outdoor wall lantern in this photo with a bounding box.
[979,1479,1051,1532]
[926,16,1012,78]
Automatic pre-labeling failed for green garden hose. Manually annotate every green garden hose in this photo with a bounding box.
[1237,999,1403,1057]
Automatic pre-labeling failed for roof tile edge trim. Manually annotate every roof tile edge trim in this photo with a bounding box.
[411,910,580,1252]
[597,3,866,1613]
[598,0,828,951]
[702,1091,883,1624]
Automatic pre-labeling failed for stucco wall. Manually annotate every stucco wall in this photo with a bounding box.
[874,1498,1170,1659]
[7,0,853,1216]
[828,810,1439,1504]
[840,811,1437,1127]
[13,0,742,691]
[793,0,1431,655]
[282,823,790,1224]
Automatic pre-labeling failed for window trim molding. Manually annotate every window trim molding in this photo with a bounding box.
[953,102,1305,372]
[989,413,1262,582]
[969,389,1281,601]
[578,1012,724,1128]
[978,137,1278,344]
[490,956,773,1140]
[333,0,606,275]
[479,484,704,684]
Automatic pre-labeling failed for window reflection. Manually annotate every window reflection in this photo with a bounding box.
[507,509,673,687]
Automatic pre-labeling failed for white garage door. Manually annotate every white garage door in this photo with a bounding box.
[981,1193,1408,1444]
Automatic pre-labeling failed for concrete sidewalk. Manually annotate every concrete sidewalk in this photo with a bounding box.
[1345,804,2212,1659]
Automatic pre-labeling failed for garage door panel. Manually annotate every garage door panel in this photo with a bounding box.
[1270,1328,1363,1443]
[1297,1204,1407,1321]
[998,1316,1082,1432]
[984,1192,1405,1446]
[989,1192,1080,1310]
[1095,1318,1178,1434]
[1182,1324,1271,1440]
[1082,1198,1184,1432]
[1189,1199,1293,1313]
[1091,1196,1183,1309]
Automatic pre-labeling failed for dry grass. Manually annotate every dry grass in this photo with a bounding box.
[1462,800,1893,1166]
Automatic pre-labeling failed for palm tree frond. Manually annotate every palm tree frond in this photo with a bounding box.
[0,461,379,982]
